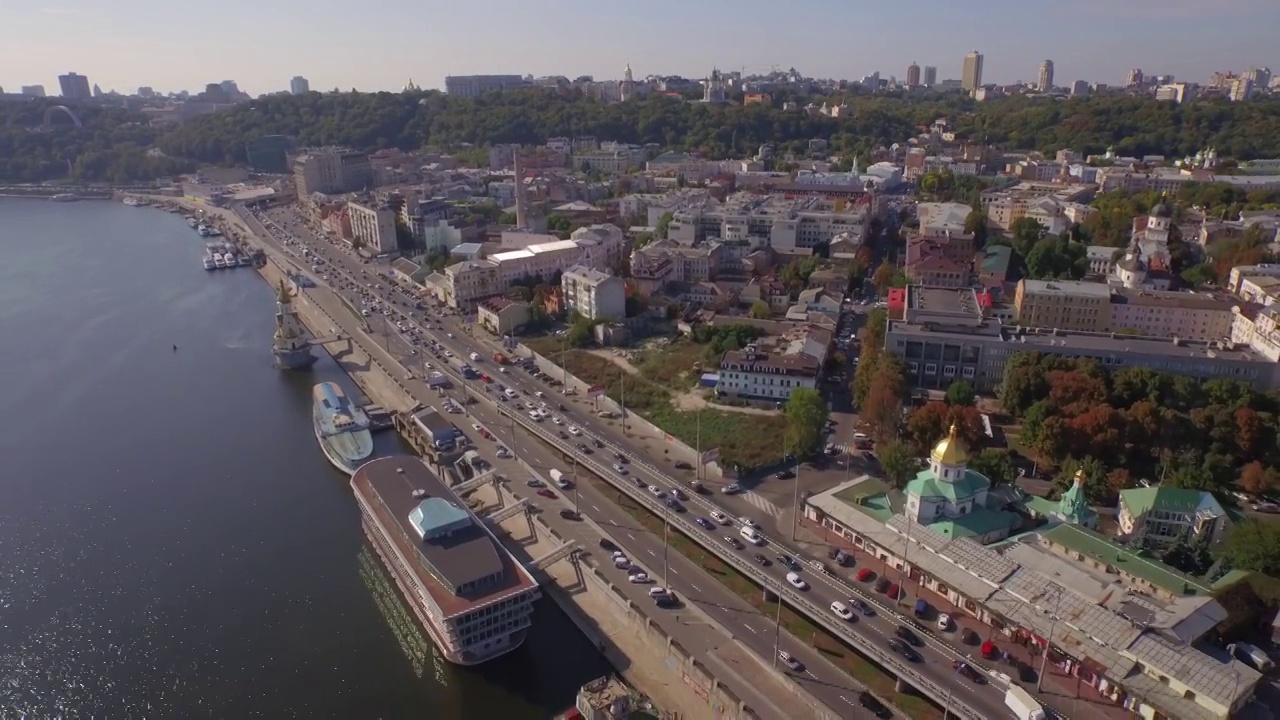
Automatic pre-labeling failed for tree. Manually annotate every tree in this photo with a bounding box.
[968,449,1014,486]
[1219,520,1280,576]
[871,261,896,294]
[749,300,772,319]
[655,212,675,240]
[964,209,989,247]
[878,439,920,490]
[1239,461,1276,496]
[861,357,906,443]
[784,389,829,458]
[1009,217,1048,256]
[944,380,976,407]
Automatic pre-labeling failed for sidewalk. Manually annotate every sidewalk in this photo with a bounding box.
[775,506,1130,720]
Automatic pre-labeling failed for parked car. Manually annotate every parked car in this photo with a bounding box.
[858,691,891,719]
[856,568,876,583]
[778,651,803,671]
[598,538,619,553]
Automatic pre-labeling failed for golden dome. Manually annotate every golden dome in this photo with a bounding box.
[930,422,969,465]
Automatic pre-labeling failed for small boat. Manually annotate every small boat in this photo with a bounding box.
[238,255,254,267]
[123,197,139,207]
[222,253,237,267]
[214,254,227,269]
[197,225,211,237]
[202,256,216,271]
[50,193,80,202]
[186,216,198,228]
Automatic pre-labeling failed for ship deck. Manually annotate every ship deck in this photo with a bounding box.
[352,457,537,619]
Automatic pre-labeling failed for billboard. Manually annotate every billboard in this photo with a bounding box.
[587,385,606,398]
[700,448,720,465]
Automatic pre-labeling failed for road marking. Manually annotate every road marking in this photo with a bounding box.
[690,583,701,592]
[744,624,759,634]
[591,504,600,512]
[804,670,816,678]
[626,533,636,541]
[839,695,853,705]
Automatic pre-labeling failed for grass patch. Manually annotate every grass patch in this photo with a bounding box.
[526,338,788,469]
[586,475,943,720]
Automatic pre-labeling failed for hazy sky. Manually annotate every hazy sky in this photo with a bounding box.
[4,0,1277,96]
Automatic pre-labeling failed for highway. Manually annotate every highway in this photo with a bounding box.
[239,204,1021,720]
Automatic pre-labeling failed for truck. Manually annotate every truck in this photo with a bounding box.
[426,372,449,389]
[1004,686,1046,720]
[412,407,457,451]
[549,468,571,489]
[493,351,510,364]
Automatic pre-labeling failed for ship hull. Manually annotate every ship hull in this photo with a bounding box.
[360,516,531,666]
[315,426,374,476]
[273,347,317,370]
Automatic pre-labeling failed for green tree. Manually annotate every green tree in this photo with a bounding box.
[784,388,829,458]
[878,439,920,489]
[964,209,989,246]
[566,318,593,347]
[944,380,976,406]
[498,211,518,224]
[968,449,1014,486]
[1219,520,1280,576]
[749,300,772,319]
[1009,217,1048,256]
[655,212,675,240]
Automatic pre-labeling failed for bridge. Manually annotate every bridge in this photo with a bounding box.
[531,543,579,570]
[482,499,529,524]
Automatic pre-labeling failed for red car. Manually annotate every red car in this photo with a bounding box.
[856,568,876,583]
[479,373,493,382]
[885,583,903,600]
[536,489,557,499]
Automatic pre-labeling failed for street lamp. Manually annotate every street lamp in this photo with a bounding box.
[1036,584,1066,694]
[770,584,784,668]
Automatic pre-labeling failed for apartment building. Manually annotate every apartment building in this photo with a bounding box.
[1099,167,1280,195]
[979,184,1096,234]
[569,224,627,271]
[1117,487,1228,546]
[347,200,399,255]
[717,344,821,402]
[905,203,976,285]
[444,75,526,97]
[573,144,647,174]
[630,239,724,289]
[437,234,620,310]
[1231,305,1280,362]
[1109,288,1237,341]
[1228,264,1280,294]
[1014,279,1112,332]
[294,149,373,198]
[666,193,869,252]
[1236,275,1280,306]
[561,265,626,321]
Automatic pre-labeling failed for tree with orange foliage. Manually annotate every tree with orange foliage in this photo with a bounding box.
[903,401,984,456]
[1045,370,1108,416]
[1234,407,1262,456]
[1240,461,1276,497]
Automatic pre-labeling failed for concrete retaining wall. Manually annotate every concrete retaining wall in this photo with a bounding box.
[516,347,729,480]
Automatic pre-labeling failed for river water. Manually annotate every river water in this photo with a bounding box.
[0,199,610,719]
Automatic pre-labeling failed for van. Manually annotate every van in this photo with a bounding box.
[739,526,764,546]
[913,599,929,618]
[550,469,571,489]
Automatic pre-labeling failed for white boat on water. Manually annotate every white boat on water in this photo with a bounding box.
[238,255,254,267]
[222,253,237,267]
[123,197,139,207]
[214,254,227,269]
[186,216,198,228]
[197,225,211,237]
[202,256,217,271]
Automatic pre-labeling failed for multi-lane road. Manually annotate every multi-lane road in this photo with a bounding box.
[238,203,1023,720]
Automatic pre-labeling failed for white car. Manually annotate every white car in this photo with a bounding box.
[613,557,631,570]
[552,416,564,425]
[628,572,651,584]
[471,423,482,431]
[612,464,628,475]
[785,572,808,590]
[710,511,731,525]
[528,411,542,421]
[496,447,511,458]
[498,367,507,373]
[648,586,668,597]
[568,425,582,436]
[937,613,952,630]
[647,485,666,498]
[830,601,854,620]
[738,517,757,528]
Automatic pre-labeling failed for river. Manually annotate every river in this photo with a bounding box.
[0,198,611,719]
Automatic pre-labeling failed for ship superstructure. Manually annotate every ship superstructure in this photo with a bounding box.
[351,457,541,665]
[271,280,317,370]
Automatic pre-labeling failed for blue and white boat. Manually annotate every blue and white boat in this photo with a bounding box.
[312,382,374,475]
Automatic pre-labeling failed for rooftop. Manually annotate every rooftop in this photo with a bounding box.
[1019,278,1114,298]
[1040,524,1213,597]
[915,202,973,233]
[351,457,536,618]
[1119,487,1226,520]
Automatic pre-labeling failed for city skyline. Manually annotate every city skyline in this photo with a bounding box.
[5,0,1277,96]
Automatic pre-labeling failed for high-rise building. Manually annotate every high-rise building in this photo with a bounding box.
[1038,60,1054,91]
[962,51,984,92]
[922,66,938,86]
[1071,80,1091,97]
[20,85,46,97]
[290,76,310,95]
[1245,67,1272,92]
[58,72,91,99]
[1127,68,1144,87]
[906,62,921,87]
[1229,77,1254,102]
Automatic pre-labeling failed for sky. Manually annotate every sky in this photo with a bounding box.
[4,0,1278,96]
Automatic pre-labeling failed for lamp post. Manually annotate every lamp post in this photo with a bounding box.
[1036,585,1066,694]
[790,450,801,541]
[770,585,784,668]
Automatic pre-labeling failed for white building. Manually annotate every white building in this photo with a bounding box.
[347,200,399,255]
[716,338,823,403]
[1117,487,1229,546]
[561,265,626,321]
[665,192,870,252]
[436,233,621,310]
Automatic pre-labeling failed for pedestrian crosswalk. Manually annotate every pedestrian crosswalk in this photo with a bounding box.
[741,490,782,516]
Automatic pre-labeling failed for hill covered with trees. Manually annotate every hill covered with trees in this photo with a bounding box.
[0,100,194,183]
[158,90,1280,169]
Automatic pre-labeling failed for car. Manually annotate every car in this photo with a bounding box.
[558,430,568,439]
[613,556,631,570]
[851,598,874,616]
[664,498,685,512]
[496,447,511,458]
[471,423,482,431]
[752,553,772,566]
[888,637,921,662]
[722,483,742,494]
[526,478,545,488]
[576,443,594,455]
[709,510,731,525]
[885,583,903,600]
[614,453,629,464]
[647,485,666,498]
[858,691,892,719]
[559,508,580,520]
[723,536,745,550]
[536,488,556,499]
[692,482,710,495]
[830,601,854,620]
[738,516,757,528]
[953,661,987,684]
[856,568,876,583]
[785,572,808,590]
[612,464,628,474]
[774,469,795,480]
[647,586,668,597]
[654,593,680,609]
[551,416,563,425]
[598,538,619,553]
[937,613,952,630]
[778,651,803,671]
[874,576,891,593]
[895,625,923,647]
[632,477,646,489]
[592,438,604,449]
[628,572,651,584]
[674,460,692,470]
[695,516,716,530]
[777,554,801,571]
[671,488,688,501]
[568,425,581,436]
